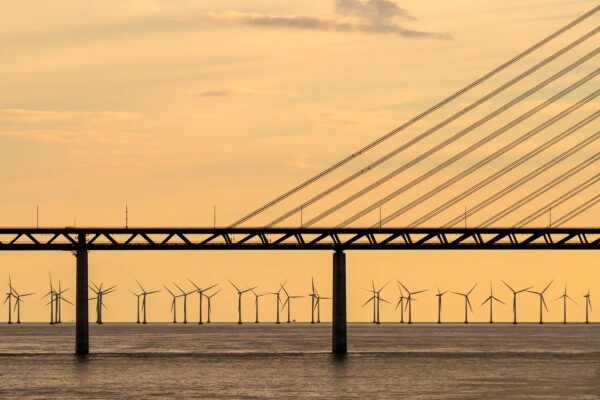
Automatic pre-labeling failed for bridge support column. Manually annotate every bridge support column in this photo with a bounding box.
[76,233,89,355]
[332,249,347,354]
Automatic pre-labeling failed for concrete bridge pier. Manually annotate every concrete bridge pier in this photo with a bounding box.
[332,249,347,354]
[76,233,89,355]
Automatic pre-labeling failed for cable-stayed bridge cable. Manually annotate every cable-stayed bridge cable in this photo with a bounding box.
[554,194,600,227]
[515,174,600,227]
[375,92,600,227]
[321,58,600,228]
[265,27,600,227]
[407,107,600,228]
[478,154,600,227]
[229,6,600,227]
[443,131,600,227]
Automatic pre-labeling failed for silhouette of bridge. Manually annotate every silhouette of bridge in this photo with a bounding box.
[1,5,599,355]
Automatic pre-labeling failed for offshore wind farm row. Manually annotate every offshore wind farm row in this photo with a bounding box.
[3,275,593,325]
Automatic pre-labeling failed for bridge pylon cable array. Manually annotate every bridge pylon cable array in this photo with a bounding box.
[327,61,600,228]
[230,5,600,228]
[442,131,600,227]
[515,174,600,227]
[375,93,600,228]
[553,194,600,228]
[407,108,600,228]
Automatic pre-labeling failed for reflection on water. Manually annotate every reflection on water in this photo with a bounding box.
[0,323,599,399]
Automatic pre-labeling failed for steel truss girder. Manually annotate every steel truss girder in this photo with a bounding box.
[0,228,598,250]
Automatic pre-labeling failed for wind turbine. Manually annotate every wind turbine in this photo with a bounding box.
[174,283,195,324]
[267,281,287,324]
[228,280,257,324]
[204,289,221,323]
[188,279,218,325]
[481,281,504,323]
[10,281,35,324]
[129,290,142,323]
[89,281,116,324]
[41,274,56,325]
[164,285,182,323]
[395,281,407,323]
[502,280,532,324]
[452,283,477,324]
[527,280,553,324]
[554,285,577,324]
[435,287,448,324]
[315,293,330,323]
[309,277,317,324]
[363,280,390,324]
[137,280,160,324]
[583,289,592,324]
[398,282,427,324]
[280,286,303,323]
[251,289,267,323]
[54,281,72,324]
[4,275,17,324]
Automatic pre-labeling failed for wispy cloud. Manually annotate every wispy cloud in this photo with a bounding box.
[0,109,140,123]
[0,129,146,145]
[198,86,297,98]
[199,0,450,39]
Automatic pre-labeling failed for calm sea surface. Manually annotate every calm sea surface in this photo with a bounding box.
[1,323,599,399]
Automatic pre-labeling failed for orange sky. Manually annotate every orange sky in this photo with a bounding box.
[0,0,598,323]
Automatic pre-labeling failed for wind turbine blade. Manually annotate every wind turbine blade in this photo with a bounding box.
[501,280,514,293]
[412,290,427,295]
[90,281,100,291]
[379,280,391,292]
[312,276,315,293]
[362,296,374,307]
[163,285,174,296]
[372,280,375,292]
[203,283,218,292]
[379,297,390,304]
[136,279,144,292]
[398,281,409,294]
[542,296,548,312]
[173,283,185,294]
[451,292,464,296]
[104,285,117,293]
[102,303,108,310]
[395,298,402,310]
[467,298,473,312]
[481,297,490,306]
[146,290,160,295]
[21,293,35,297]
[517,286,533,293]
[61,298,73,305]
[492,296,505,304]
[468,283,478,295]
[281,297,288,311]
[567,295,577,304]
[542,280,553,294]
[441,291,448,296]
[228,279,240,293]
[187,279,200,290]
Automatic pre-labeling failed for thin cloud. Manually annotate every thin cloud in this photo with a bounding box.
[0,109,140,123]
[0,129,146,145]
[200,0,450,39]
[198,86,297,98]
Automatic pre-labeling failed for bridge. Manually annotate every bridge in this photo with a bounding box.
[2,5,599,355]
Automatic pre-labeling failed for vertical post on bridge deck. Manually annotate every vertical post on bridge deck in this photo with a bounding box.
[76,233,89,355]
[332,249,347,354]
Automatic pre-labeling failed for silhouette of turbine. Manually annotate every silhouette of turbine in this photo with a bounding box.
[54,281,71,324]
[398,282,427,324]
[6,276,34,324]
[395,281,407,323]
[164,285,183,324]
[41,273,56,325]
[309,277,317,324]
[554,284,577,324]
[527,280,553,324]
[502,280,532,325]
[251,288,267,323]
[267,281,287,324]
[481,281,504,323]
[136,280,160,324]
[280,284,303,323]
[174,283,195,324]
[228,280,257,324]
[452,283,477,324]
[188,280,218,325]
[204,289,221,323]
[435,287,448,324]
[89,281,116,324]
[363,280,390,324]
[4,275,17,324]
[583,288,592,324]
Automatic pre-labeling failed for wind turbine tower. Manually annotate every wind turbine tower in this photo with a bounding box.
[188,280,218,325]
[174,283,195,324]
[583,289,592,324]
[481,282,504,323]
[555,285,576,324]
[527,280,553,324]
[502,281,532,325]
[435,288,448,324]
[398,282,427,324]
[228,280,257,324]
[452,283,477,324]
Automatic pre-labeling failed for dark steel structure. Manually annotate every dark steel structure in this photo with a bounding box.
[0,227,598,250]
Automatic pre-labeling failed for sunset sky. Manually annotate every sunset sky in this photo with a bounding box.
[1,0,598,323]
